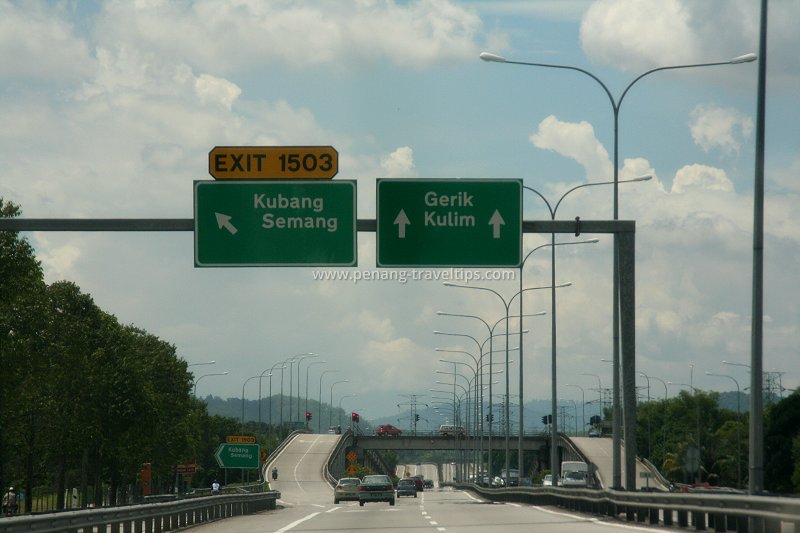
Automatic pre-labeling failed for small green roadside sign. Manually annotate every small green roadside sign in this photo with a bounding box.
[214,443,260,469]
[194,180,357,267]
[376,179,522,267]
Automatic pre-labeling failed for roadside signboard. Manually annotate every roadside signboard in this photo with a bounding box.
[194,180,357,267]
[209,146,338,179]
[226,435,257,444]
[214,443,260,469]
[176,464,197,474]
[376,179,522,267]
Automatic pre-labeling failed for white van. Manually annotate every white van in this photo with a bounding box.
[438,424,466,437]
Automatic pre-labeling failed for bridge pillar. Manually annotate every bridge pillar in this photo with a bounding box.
[663,508,673,526]
[693,510,706,530]
[678,509,689,527]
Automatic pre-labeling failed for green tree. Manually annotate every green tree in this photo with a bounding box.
[764,391,800,493]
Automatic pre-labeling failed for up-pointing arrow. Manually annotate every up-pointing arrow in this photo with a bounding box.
[215,212,238,235]
[394,209,410,238]
[488,210,505,239]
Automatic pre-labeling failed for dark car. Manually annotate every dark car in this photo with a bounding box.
[359,475,395,506]
[409,475,424,492]
[423,479,434,489]
[396,478,417,497]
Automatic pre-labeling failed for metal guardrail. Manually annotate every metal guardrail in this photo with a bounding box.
[0,491,280,533]
[448,482,800,532]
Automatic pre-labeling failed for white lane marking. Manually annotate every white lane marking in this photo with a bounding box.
[533,506,660,532]
[507,502,521,508]
[325,506,341,513]
[292,434,322,494]
[273,511,320,533]
[430,521,438,525]
[437,528,446,532]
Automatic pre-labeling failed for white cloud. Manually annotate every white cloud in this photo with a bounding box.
[194,74,241,110]
[579,0,698,71]
[0,2,94,81]
[529,115,612,180]
[93,0,492,72]
[381,146,416,177]
[689,104,753,155]
[671,164,734,194]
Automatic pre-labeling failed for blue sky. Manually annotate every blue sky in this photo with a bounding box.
[2,0,798,422]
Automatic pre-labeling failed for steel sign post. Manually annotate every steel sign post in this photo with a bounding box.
[194,180,357,266]
[376,179,522,267]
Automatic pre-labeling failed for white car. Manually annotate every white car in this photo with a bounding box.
[543,474,553,486]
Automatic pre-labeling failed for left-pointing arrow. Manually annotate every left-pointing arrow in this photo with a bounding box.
[215,212,238,235]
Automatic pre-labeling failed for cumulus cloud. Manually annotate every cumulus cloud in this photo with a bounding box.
[671,164,734,194]
[381,146,416,177]
[194,73,241,110]
[0,2,94,81]
[580,0,698,70]
[529,115,612,180]
[93,0,492,72]
[689,104,753,155]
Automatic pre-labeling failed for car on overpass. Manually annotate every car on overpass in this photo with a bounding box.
[375,424,402,437]
[438,424,466,437]
[359,475,395,506]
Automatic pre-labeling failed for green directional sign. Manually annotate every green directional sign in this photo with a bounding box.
[214,443,260,469]
[377,179,522,267]
[194,180,357,267]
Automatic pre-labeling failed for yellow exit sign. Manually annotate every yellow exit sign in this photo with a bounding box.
[209,146,338,179]
[226,435,257,444]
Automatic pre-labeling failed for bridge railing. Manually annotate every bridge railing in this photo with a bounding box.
[448,482,799,532]
[0,491,280,533]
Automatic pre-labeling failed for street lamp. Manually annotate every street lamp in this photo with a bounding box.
[564,384,585,436]
[706,371,742,489]
[518,236,600,480]
[241,374,261,426]
[286,353,315,426]
[526,177,648,486]
[640,371,669,460]
[318,370,339,434]
[257,368,273,428]
[338,394,357,427]
[295,354,319,422]
[481,47,756,491]
[193,371,228,396]
[444,281,570,483]
[188,360,216,367]
[329,380,349,428]
[267,363,286,429]
[436,312,538,479]
[305,360,326,423]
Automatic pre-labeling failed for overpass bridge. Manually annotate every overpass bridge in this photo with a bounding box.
[354,433,547,452]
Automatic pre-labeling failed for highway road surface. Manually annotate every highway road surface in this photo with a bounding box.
[186,432,687,532]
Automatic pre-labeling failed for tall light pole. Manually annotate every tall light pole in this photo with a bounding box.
[257,368,273,428]
[706,371,742,489]
[338,394,357,427]
[564,384,585,436]
[481,47,756,491]
[286,353,315,427]
[318,369,339,434]
[305,360,326,423]
[641,372,669,459]
[188,360,216,367]
[241,374,261,426]
[295,354,319,422]
[438,360,478,478]
[193,371,228,396]
[525,177,648,485]
[267,363,286,429]
[518,236,600,479]
[329,379,349,428]
[444,281,570,483]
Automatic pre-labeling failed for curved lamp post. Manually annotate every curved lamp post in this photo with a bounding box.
[329,379,349,428]
[706,371,742,489]
[482,48,756,490]
[318,369,339,434]
[193,371,228,396]
[444,281,570,482]
[305,360,327,423]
